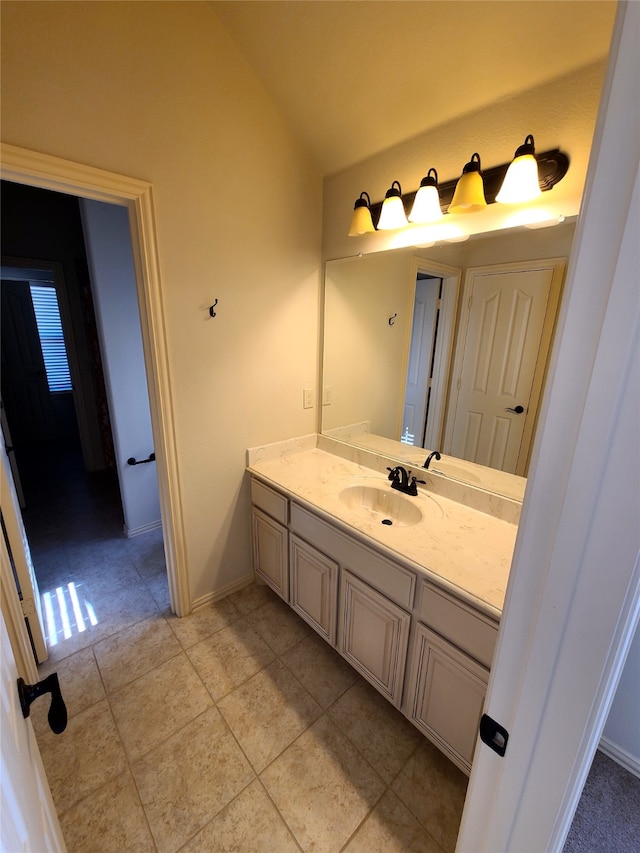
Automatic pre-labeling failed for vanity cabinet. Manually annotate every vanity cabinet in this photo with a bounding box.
[250,479,289,600]
[289,534,338,645]
[338,570,410,708]
[249,473,500,776]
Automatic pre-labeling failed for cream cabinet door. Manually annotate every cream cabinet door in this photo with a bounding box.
[407,623,489,775]
[338,570,410,708]
[289,534,338,645]
[251,507,288,600]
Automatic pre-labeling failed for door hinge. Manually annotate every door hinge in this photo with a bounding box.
[480,713,509,757]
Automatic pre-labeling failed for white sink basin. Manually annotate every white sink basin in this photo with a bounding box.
[339,484,424,528]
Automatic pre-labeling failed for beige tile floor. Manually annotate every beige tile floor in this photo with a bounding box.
[32,558,467,853]
[22,441,467,852]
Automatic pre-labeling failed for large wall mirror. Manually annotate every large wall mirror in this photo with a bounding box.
[321,220,576,500]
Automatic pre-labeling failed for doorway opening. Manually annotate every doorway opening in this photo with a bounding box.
[401,272,444,449]
[1,180,169,660]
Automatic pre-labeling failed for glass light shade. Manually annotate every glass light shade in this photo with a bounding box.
[377,195,408,229]
[348,192,375,236]
[449,169,487,213]
[409,169,443,223]
[348,205,375,235]
[496,154,541,203]
[377,181,408,230]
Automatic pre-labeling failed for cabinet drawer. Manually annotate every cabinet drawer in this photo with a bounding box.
[251,478,288,525]
[417,580,498,669]
[290,503,415,610]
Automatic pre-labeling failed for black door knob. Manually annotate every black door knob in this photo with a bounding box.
[17,673,67,734]
[505,405,525,414]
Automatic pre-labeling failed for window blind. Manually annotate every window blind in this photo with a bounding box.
[29,285,73,393]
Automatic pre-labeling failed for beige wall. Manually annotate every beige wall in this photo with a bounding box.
[322,61,607,262]
[1,1,322,600]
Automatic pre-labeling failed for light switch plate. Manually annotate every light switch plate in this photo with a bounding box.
[303,388,313,409]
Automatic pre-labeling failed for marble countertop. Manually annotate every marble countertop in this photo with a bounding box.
[247,436,518,619]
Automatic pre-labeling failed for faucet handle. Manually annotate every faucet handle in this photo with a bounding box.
[387,466,398,481]
[408,476,426,496]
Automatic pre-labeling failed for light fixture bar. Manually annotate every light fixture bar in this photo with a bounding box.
[367,149,569,224]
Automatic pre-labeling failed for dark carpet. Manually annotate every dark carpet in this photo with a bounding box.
[564,750,640,852]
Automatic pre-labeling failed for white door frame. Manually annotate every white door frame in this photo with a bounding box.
[0,444,47,661]
[1,520,39,684]
[0,143,191,623]
[404,258,462,450]
[457,2,640,849]
[401,274,440,445]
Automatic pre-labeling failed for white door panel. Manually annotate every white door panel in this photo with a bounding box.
[447,261,564,474]
[1,610,66,851]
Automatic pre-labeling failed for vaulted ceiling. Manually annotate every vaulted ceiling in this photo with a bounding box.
[210,1,616,176]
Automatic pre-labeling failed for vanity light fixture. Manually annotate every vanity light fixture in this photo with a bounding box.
[348,191,376,236]
[408,168,444,223]
[346,146,569,236]
[377,180,408,230]
[496,134,542,204]
[449,153,487,214]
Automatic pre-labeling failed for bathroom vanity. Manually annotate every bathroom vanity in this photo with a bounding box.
[247,434,521,775]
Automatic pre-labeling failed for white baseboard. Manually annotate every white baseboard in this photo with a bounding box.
[192,573,254,610]
[598,737,640,778]
[124,519,162,538]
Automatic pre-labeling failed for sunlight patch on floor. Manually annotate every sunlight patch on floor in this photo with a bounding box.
[42,583,98,646]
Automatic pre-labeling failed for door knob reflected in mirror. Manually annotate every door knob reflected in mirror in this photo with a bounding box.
[505,405,525,414]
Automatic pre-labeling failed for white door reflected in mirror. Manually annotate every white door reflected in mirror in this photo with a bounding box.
[446,259,565,476]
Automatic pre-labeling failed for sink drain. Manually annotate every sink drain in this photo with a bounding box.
[381,519,393,525]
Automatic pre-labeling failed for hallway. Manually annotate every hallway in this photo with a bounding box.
[23,441,467,852]
[20,438,168,662]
